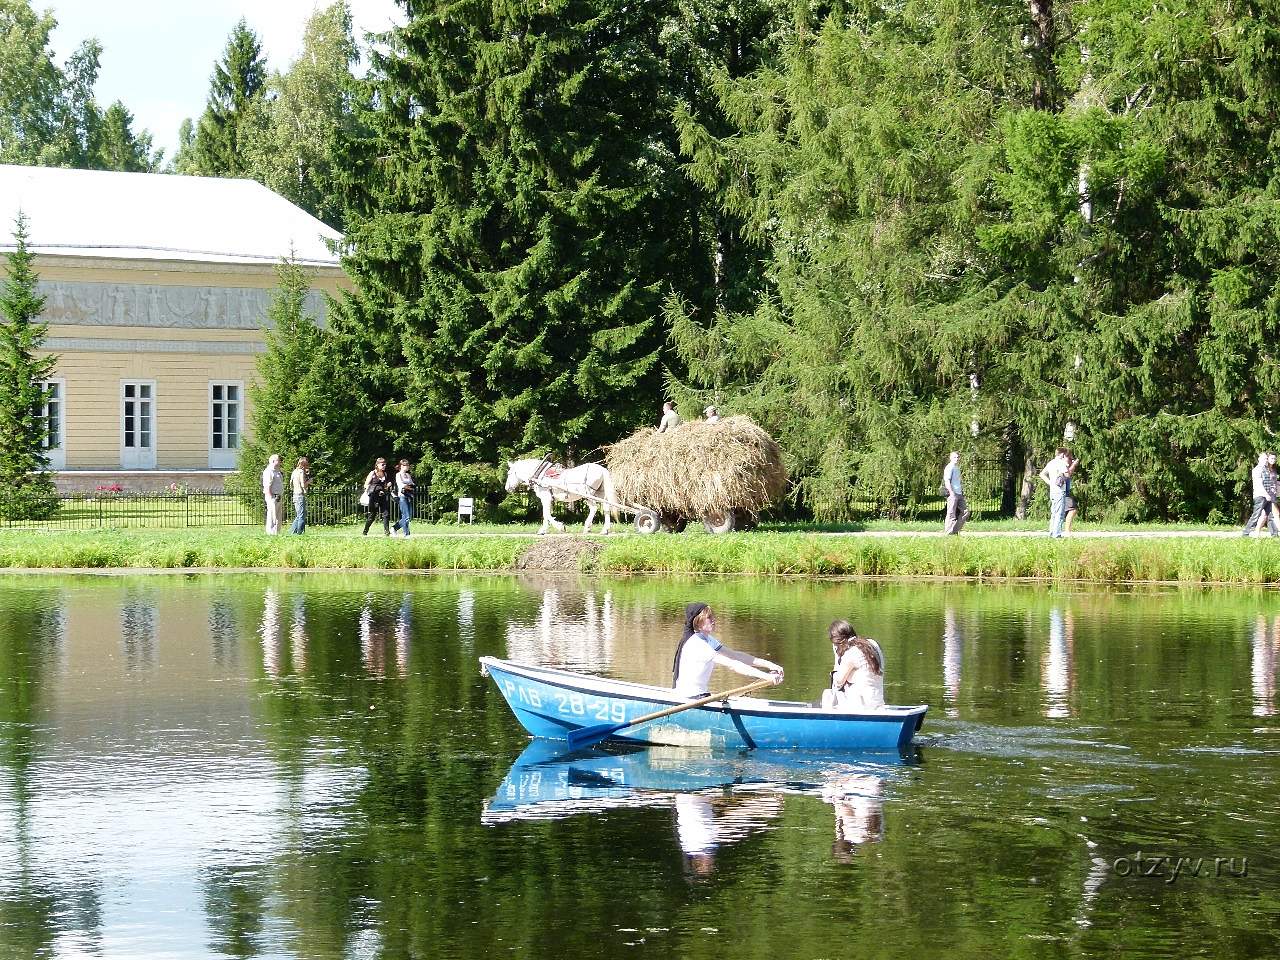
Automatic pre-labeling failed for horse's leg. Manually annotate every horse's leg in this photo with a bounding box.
[583,499,597,534]
[548,492,565,532]
[537,490,552,535]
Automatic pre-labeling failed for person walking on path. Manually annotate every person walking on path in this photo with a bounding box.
[1243,452,1280,537]
[392,459,415,537]
[942,451,968,535]
[1062,453,1081,536]
[362,457,394,536]
[262,454,284,535]
[1039,448,1071,539]
[289,457,310,535]
[657,401,681,433]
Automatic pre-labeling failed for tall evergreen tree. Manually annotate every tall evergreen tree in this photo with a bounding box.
[335,0,695,480]
[235,258,358,486]
[95,101,161,172]
[189,19,267,177]
[0,214,57,512]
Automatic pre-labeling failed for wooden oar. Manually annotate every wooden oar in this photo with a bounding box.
[566,677,776,751]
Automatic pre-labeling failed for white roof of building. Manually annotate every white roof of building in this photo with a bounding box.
[0,164,342,268]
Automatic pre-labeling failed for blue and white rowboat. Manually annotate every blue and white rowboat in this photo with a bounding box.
[480,656,927,751]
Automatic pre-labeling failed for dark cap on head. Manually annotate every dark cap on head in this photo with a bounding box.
[683,602,709,641]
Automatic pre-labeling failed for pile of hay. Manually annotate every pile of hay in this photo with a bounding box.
[605,415,787,519]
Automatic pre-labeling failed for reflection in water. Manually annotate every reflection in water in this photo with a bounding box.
[675,792,784,877]
[209,598,238,667]
[360,594,413,678]
[457,588,475,644]
[1042,608,1074,719]
[260,588,283,679]
[1252,615,1279,717]
[484,741,909,873]
[505,587,615,671]
[121,593,157,671]
[942,607,961,718]
[823,773,885,860]
[290,594,308,676]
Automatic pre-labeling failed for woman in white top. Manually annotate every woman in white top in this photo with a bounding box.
[821,619,885,710]
[672,602,783,698]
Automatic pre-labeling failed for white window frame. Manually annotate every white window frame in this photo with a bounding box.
[120,379,157,469]
[39,378,66,470]
[208,380,244,469]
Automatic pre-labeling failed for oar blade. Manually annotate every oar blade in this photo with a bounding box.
[566,721,624,751]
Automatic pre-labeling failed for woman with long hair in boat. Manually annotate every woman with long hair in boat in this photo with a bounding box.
[822,619,885,710]
[672,602,783,698]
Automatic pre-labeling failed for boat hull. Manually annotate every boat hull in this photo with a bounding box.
[479,656,926,751]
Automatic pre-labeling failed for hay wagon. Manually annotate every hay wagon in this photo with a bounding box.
[605,416,787,534]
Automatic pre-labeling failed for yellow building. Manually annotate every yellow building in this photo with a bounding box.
[1,164,346,491]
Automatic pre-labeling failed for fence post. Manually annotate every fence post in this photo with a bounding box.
[185,494,190,528]
[98,496,103,528]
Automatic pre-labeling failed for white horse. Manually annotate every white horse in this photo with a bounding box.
[504,458,618,535]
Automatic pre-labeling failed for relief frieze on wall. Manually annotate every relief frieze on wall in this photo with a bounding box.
[36,280,328,330]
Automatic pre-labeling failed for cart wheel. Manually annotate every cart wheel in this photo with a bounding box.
[702,509,736,534]
[633,509,661,535]
[660,513,688,533]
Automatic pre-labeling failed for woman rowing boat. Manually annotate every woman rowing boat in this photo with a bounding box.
[672,602,783,698]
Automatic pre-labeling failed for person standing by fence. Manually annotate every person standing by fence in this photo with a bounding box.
[290,457,310,534]
[942,451,968,535]
[1242,452,1280,537]
[262,454,284,535]
[392,458,415,537]
[362,458,394,536]
[1039,448,1070,539]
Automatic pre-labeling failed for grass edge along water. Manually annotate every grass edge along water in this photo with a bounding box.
[3,528,1280,583]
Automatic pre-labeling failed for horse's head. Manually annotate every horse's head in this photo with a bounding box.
[504,461,523,493]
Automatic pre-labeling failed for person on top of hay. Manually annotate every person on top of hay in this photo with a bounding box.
[672,602,783,698]
[704,405,721,424]
[657,401,681,433]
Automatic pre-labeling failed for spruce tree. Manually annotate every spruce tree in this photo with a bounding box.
[335,0,694,481]
[0,214,57,516]
[235,258,354,487]
[95,101,160,172]
[190,19,267,177]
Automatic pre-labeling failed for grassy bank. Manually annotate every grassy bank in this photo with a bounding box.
[1,527,1280,583]
[0,529,532,571]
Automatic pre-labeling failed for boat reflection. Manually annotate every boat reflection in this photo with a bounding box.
[483,740,918,870]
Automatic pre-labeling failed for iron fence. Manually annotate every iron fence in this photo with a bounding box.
[840,461,1087,522]
[0,487,439,531]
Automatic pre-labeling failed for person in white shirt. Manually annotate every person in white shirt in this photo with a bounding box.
[704,405,721,424]
[1242,451,1279,536]
[392,459,415,537]
[672,602,783,698]
[657,401,681,433]
[942,451,968,535]
[289,457,310,534]
[262,454,284,534]
[820,619,885,710]
[1039,447,1071,539]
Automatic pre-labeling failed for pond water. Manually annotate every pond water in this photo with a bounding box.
[0,572,1277,959]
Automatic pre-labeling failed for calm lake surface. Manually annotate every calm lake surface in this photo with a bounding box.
[1,572,1277,959]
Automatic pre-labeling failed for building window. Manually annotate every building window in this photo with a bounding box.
[39,379,65,468]
[209,381,242,469]
[121,380,156,469]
